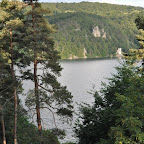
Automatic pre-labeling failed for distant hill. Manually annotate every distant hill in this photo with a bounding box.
[42,2,144,59]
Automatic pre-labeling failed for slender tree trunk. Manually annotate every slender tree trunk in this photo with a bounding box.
[34,55,42,136]
[13,88,17,144]
[1,116,6,144]
[10,31,18,144]
[31,0,43,139]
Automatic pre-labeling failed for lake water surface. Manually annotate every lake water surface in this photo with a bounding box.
[21,58,120,143]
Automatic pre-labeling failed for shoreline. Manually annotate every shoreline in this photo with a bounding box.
[60,56,118,61]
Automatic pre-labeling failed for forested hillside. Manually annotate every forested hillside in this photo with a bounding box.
[41,2,143,59]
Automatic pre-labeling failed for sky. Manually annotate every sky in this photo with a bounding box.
[39,0,144,7]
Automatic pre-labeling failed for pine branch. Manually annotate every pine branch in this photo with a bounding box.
[38,84,53,93]
[40,106,58,129]
[0,83,14,94]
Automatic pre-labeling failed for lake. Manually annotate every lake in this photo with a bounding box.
[20,58,120,143]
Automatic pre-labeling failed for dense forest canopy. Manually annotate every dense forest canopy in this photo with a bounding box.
[31,2,144,59]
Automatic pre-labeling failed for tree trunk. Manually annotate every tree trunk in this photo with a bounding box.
[13,88,18,144]
[1,116,6,144]
[10,31,18,144]
[34,57,42,136]
[31,0,43,139]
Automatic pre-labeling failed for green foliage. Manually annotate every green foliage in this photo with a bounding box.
[0,0,30,67]
[40,2,143,59]
[23,1,73,120]
[0,0,73,143]
[75,63,144,144]
[135,12,144,29]
[0,51,60,144]
[0,49,59,144]
[47,12,127,58]
[124,12,144,74]
[0,51,13,143]
[0,101,60,144]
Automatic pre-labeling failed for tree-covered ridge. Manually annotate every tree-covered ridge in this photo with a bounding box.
[41,2,143,16]
[47,12,134,59]
[39,2,144,59]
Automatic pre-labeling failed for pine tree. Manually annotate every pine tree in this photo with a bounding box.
[0,52,10,144]
[124,13,144,74]
[0,1,26,143]
[0,39,16,144]
[22,0,73,142]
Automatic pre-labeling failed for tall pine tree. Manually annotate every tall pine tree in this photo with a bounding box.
[0,50,13,144]
[22,0,73,142]
[0,1,28,143]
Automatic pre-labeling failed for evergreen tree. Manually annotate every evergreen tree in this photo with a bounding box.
[124,13,144,74]
[0,1,62,143]
[22,0,73,142]
[0,1,27,143]
[135,15,144,73]
[75,63,144,144]
[0,51,13,144]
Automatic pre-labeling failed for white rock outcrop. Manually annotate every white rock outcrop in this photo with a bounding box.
[93,26,107,38]
[93,26,101,37]
[83,48,87,58]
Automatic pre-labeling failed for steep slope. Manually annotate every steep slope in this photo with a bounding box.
[43,2,143,59]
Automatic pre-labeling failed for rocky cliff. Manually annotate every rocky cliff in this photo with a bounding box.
[93,26,107,38]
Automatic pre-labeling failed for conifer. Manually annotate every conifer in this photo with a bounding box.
[0,1,26,143]
[23,0,73,142]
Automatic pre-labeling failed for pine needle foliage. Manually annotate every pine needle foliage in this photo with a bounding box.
[21,1,73,142]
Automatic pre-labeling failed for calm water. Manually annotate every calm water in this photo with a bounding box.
[20,58,120,143]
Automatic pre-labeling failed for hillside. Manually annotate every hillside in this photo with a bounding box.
[42,2,144,59]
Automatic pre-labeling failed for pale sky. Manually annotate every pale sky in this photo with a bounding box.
[39,0,144,7]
